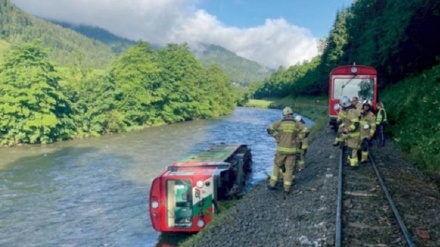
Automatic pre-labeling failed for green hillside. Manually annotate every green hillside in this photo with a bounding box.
[0,0,115,68]
[194,44,272,85]
[49,18,272,85]
[52,20,273,85]
[49,20,135,54]
[0,38,10,61]
[50,19,272,84]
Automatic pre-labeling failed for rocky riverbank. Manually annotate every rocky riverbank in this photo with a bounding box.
[181,127,440,247]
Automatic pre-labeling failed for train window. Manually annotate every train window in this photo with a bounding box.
[333,78,374,102]
[166,179,193,228]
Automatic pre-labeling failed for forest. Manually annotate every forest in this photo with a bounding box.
[0,39,238,145]
[252,0,440,170]
[0,0,239,145]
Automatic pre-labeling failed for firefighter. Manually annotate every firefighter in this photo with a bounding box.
[295,115,309,171]
[351,96,363,116]
[333,96,361,168]
[267,107,307,196]
[376,102,387,147]
[359,102,376,163]
[333,96,349,146]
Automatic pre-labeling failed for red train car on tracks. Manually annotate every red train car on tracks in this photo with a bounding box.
[329,63,378,129]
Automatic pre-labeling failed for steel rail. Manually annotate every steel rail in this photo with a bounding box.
[335,149,416,247]
[335,148,343,247]
[368,153,416,247]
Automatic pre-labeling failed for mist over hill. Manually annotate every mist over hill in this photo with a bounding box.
[0,0,115,68]
[49,20,136,54]
[1,0,272,83]
[50,21,272,84]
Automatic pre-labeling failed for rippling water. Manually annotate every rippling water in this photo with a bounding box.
[0,107,313,247]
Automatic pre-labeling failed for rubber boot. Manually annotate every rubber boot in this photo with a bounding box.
[361,151,368,163]
[349,157,359,170]
[333,137,341,146]
[298,160,305,171]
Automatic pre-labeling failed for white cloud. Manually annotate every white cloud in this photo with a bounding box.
[11,0,318,69]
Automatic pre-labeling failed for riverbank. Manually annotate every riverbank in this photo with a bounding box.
[245,97,328,136]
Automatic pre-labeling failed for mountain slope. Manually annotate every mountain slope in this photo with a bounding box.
[49,20,135,54]
[193,43,272,85]
[0,0,115,68]
[53,20,272,84]
[1,0,271,83]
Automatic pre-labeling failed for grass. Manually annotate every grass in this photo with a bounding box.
[245,96,329,137]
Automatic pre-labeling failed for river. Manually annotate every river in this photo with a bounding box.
[0,107,313,247]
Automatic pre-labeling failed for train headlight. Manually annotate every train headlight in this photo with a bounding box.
[196,180,204,188]
[151,201,159,209]
[351,65,358,74]
[197,219,205,228]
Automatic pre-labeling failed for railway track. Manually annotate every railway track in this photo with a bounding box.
[335,147,416,247]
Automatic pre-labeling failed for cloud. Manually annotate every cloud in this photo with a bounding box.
[12,0,318,69]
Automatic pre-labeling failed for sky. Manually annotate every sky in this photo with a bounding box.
[11,0,353,69]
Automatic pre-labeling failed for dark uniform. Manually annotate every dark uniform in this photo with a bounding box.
[267,107,307,194]
[376,102,387,147]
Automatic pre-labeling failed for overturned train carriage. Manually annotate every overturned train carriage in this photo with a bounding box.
[149,144,252,233]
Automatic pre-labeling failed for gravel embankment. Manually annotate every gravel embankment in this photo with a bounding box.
[185,127,440,247]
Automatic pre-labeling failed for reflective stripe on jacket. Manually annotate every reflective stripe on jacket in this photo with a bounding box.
[376,108,387,124]
[267,117,305,154]
[359,111,376,137]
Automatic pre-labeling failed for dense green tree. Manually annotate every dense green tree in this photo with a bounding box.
[108,41,161,127]
[59,66,120,136]
[201,65,236,117]
[0,41,74,145]
[155,43,205,122]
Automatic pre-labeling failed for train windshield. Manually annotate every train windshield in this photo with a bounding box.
[333,78,374,102]
[166,179,193,228]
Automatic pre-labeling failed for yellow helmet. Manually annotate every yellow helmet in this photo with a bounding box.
[282,107,293,116]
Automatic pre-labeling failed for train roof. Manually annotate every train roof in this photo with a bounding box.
[330,65,377,75]
[175,144,242,165]
[158,144,243,178]
[162,162,231,177]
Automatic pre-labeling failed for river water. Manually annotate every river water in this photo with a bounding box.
[0,107,313,247]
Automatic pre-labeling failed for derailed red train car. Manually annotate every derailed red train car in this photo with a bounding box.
[149,144,252,233]
[329,63,378,128]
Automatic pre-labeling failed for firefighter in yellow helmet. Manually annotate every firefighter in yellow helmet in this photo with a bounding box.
[333,96,361,168]
[359,102,376,163]
[267,107,308,196]
[333,96,350,146]
[295,115,309,171]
